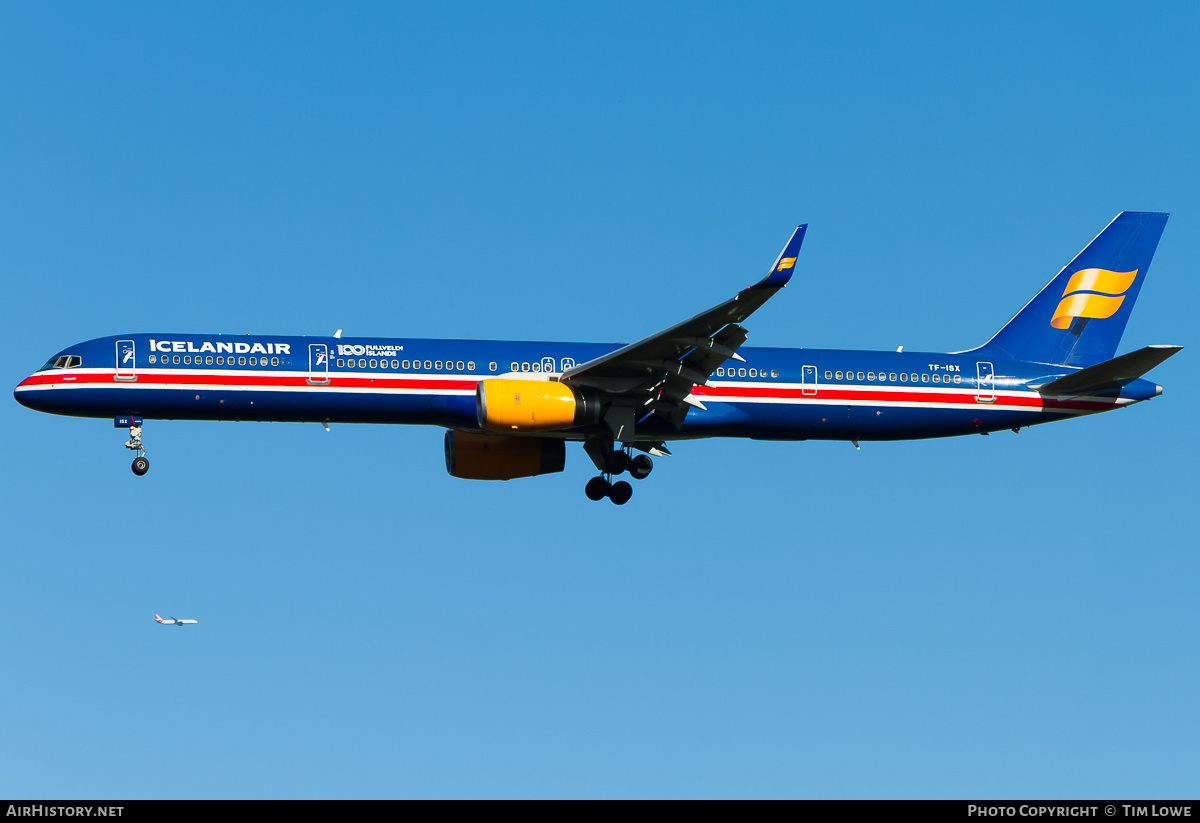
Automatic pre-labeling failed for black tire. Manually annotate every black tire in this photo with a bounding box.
[131,457,149,476]
[585,476,610,501]
[607,450,630,475]
[609,480,632,505]
[629,454,653,479]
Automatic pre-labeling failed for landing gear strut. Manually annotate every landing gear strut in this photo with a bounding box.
[582,442,653,505]
[124,421,149,476]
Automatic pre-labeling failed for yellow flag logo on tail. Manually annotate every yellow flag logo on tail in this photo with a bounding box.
[777,257,797,272]
[1050,268,1138,329]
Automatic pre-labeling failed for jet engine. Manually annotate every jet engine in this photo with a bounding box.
[476,379,600,433]
[444,430,566,480]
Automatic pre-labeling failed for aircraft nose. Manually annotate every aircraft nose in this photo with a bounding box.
[14,373,52,411]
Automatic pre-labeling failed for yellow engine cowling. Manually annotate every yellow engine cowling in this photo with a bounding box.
[444,431,566,480]
[476,379,600,433]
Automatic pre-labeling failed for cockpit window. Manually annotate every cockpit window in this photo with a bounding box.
[40,355,83,371]
[39,355,82,371]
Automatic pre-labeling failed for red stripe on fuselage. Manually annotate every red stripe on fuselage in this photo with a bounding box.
[17,370,1122,413]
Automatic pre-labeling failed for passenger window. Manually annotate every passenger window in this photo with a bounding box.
[889,373,897,382]
[185,355,193,364]
[173,355,181,364]
[716,367,724,377]
[921,374,929,383]
[521,363,530,372]
[900,373,907,382]
[856,372,865,381]
[207,356,214,365]
[825,371,832,379]
[510,362,519,371]
[835,371,843,380]
[490,362,498,372]
[954,375,962,384]
[357,359,365,368]
[932,374,940,383]
[456,361,465,371]
[910,373,918,382]
[236,356,244,365]
[532,363,541,372]
[749,368,757,377]
[149,355,157,364]
[217,356,224,365]
[369,359,377,368]
[423,360,432,369]
[252,357,260,366]
[771,370,778,378]
[391,360,399,369]
[271,357,278,366]
[467,361,476,371]
[347,359,355,368]
[738,368,747,377]
[867,372,875,381]
[403,360,411,369]
[337,359,345,368]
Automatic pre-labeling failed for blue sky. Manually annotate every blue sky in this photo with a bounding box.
[2,2,1197,798]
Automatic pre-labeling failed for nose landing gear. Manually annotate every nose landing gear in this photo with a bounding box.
[117,415,149,476]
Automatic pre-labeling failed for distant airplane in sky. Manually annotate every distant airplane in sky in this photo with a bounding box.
[15,212,1180,505]
[155,614,198,626]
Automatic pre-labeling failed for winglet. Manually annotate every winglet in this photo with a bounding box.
[752,225,807,289]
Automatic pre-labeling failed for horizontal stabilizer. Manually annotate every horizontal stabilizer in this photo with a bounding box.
[1037,345,1182,397]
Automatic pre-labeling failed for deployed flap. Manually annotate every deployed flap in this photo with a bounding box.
[561,226,806,424]
[1037,345,1182,397]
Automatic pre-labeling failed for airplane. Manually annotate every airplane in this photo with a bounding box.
[14,211,1180,505]
[155,614,198,626]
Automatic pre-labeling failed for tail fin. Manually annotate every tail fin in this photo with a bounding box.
[969,212,1169,366]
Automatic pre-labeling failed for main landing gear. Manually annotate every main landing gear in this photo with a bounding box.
[582,443,653,505]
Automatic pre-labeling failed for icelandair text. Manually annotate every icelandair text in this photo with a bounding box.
[149,340,290,356]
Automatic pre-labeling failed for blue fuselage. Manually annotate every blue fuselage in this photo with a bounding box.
[14,333,1162,442]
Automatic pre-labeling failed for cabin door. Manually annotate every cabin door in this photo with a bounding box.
[801,365,818,396]
[308,344,330,385]
[115,340,136,381]
[975,361,995,403]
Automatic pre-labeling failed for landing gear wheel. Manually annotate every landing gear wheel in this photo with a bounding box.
[585,476,610,501]
[607,450,630,475]
[132,456,150,476]
[609,480,633,505]
[629,454,653,480]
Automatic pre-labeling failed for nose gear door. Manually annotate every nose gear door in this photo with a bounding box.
[116,340,136,381]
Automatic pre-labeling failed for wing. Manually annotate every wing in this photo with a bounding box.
[561,226,806,439]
